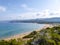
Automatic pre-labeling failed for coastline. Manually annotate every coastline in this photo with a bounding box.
[3,24,53,41]
[4,32,31,40]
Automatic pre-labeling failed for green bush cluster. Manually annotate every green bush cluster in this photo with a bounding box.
[23,31,37,38]
[0,38,25,45]
[26,25,60,45]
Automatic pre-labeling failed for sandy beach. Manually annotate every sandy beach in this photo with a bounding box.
[4,24,53,41]
[4,32,31,40]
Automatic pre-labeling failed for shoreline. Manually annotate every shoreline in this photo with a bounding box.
[2,24,53,41]
[4,31,31,40]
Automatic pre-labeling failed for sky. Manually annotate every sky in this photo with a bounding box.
[0,0,60,21]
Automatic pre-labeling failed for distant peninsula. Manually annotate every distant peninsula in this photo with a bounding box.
[10,17,60,24]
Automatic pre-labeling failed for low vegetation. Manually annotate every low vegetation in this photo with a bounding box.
[26,25,60,45]
[0,25,60,45]
[0,38,25,45]
[23,31,37,38]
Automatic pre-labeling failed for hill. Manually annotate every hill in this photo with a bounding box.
[10,17,60,24]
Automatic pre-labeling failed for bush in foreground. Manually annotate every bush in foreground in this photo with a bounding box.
[23,31,37,38]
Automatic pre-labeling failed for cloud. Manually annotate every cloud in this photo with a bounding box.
[21,4,37,11]
[49,10,60,16]
[1,9,60,20]
[0,6,6,12]
[21,4,27,8]
[49,12,59,15]
[55,0,59,3]
[44,9,60,18]
[8,9,60,20]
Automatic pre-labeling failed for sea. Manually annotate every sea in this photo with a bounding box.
[0,22,45,39]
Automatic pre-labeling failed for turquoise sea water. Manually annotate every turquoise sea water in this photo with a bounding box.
[0,22,45,39]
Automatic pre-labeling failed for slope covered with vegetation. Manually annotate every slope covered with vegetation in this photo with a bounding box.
[26,25,60,45]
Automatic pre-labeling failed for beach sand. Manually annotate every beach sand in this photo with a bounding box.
[4,24,53,41]
[4,32,31,40]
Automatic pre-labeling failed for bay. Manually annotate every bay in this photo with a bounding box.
[0,22,45,39]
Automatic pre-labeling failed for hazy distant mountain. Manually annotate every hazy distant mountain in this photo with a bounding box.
[10,17,60,23]
[35,17,60,23]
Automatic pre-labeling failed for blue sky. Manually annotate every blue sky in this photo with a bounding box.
[0,0,60,21]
